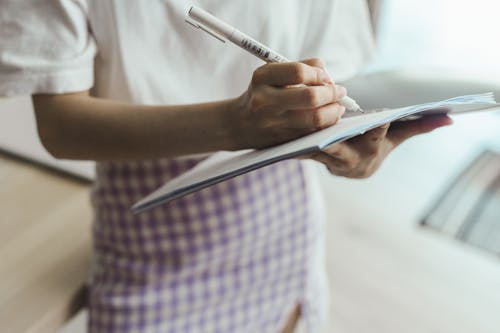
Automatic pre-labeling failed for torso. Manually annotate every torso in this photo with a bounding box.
[85,1,374,331]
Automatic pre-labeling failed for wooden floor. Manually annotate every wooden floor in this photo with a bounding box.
[0,152,92,333]
[320,113,500,333]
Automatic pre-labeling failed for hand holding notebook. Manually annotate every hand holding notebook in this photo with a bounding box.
[132,93,499,213]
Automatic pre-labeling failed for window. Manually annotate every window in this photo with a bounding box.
[372,0,500,72]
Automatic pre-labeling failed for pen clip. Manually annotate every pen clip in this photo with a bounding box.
[185,17,226,43]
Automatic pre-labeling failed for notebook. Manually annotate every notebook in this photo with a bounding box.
[132,93,499,213]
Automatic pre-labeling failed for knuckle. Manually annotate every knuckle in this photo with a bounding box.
[251,95,265,111]
[365,146,381,159]
[303,88,320,107]
[311,109,324,129]
[371,135,384,144]
[250,92,269,111]
[310,57,326,68]
[251,66,267,85]
[291,63,308,83]
[311,107,334,129]
[344,156,360,170]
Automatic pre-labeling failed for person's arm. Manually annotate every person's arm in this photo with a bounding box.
[32,60,345,161]
[33,91,241,160]
[33,57,452,178]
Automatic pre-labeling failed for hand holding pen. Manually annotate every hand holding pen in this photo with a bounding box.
[184,6,452,179]
[231,59,348,149]
[186,6,363,113]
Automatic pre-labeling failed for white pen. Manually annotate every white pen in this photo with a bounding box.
[185,5,363,113]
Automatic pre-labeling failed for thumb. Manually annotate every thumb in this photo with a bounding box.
[387,115,453,147]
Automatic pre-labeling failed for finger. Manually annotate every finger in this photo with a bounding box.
[320,141,387,178]
[310,151,343,173]
[347,123,390,152]
[388,115,453,147]
[286,103,345,130]
[269,84,347,110]
[311,148,363,176]
[321,141,361,170]
[300,58,327,69]
[300,58,334,84]
[252,62,332,87]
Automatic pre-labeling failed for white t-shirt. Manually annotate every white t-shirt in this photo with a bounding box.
[0,0,374,100]
[0,0,375,218]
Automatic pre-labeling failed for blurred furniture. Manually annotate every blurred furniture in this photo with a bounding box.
[423,150,500,256]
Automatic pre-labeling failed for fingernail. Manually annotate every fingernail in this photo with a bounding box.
[340,105,346,116]
[335,106,346,123]
[324,68,335,83]
[336,85,347,99]
[320,71,333,84]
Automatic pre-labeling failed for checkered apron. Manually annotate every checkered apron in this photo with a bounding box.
[88,157,320,333]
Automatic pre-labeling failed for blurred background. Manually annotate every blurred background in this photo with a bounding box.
[1,1,500,332]
[372,0,500,72]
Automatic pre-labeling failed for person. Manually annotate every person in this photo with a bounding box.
[0,1,451,332]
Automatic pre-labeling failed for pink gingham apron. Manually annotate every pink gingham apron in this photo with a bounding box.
[89,157,322,332]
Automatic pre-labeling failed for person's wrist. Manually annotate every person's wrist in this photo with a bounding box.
[221,95,250,151]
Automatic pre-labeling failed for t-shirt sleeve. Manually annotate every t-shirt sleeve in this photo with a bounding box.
[0,0,97,97]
